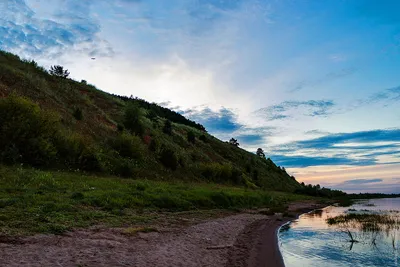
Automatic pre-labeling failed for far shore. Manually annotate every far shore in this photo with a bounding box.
[0,201,328,267]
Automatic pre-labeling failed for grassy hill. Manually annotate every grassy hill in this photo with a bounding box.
[0,50,300,192]
[0,50,344,236]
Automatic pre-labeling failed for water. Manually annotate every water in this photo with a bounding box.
[279,198,400,267]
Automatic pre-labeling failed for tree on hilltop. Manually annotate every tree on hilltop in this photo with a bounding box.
[256,148,265,158]
[229,138,239,147]
[49,65,70,78]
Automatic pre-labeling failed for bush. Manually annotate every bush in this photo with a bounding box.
[199,163,243,184]
[159,147,178,170]
[54,132,100,171]
[199,134,207,142]
[149,137,160,152]
[72,107,83,120]
[0,95,59,166]
[110,133,144,160]
[79,148,101,172]
[162,120,172,135]
[114,159,136,178]
[117,124,124,132]
[123,102,144,136]
[187,131,195,144]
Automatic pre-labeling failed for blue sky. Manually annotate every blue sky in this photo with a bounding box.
[1,0,399,193]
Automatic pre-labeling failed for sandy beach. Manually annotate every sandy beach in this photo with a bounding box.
[0,201,325,267]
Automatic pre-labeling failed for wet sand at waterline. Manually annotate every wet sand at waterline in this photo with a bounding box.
[0,201,325,267]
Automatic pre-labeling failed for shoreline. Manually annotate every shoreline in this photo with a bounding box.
[0,202,329,267]
[275,204,331,267]
[226,201,329,267]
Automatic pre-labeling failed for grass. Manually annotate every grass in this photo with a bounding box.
[0,165,311,236]
[327,211,400,247]
[327,213,400,232]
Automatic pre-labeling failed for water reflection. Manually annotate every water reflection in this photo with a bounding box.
[279,198,400,267]
[326,210,399,253]
[303,209,324,218]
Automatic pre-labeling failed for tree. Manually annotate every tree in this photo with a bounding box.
[199,134,207,142]
[187,131,195,144]
[256,148,265,158]
[73,107,83,121]
[123,102,144,136]
[147,109,157,121]
[229,138,239,147]
[159,148,178,170]
[49,65,70,78]
[163,120,172,135]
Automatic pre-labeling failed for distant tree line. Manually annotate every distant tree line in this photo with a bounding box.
[114,95,206,132]
[295,182,347,198]
[347,193,400,199]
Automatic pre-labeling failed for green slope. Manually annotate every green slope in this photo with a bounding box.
[0,50,300,192]
[0,166,312,236]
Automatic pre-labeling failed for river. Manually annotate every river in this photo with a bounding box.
[279,198,400,267]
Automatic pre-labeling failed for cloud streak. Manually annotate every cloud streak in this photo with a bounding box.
[270,154,375,168]
[183,107,242,133]
[270,129,400,168]
[254,100,335,121]
[290,67,357,92]
[296,129,400,149]
[340,178,383,185]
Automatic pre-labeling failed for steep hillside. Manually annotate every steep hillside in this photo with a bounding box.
[0,50,300,192]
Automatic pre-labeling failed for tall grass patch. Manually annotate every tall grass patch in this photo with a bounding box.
[0,166,311,235]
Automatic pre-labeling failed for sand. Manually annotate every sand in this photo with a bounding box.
[0,201,325,267]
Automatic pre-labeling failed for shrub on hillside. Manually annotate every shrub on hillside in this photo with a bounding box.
[0,95,101,170]
[114,158,137,178]
[53,130,101,171]
[0,95,59,166]
[149,137,160,152]
[162,120,172,135]
[96,151,136,177]
[73,107,83,120]
[110,133,144,160]
[123,102,144,136]
[147,109,157,121]
[159,147,178,170]
[199,134,207,142]
[79,147,101,172]
[199,163,243,184]
[252,169,259,182]
[187,131,195,144]
[54,132,85,167]
[117,124,124,132]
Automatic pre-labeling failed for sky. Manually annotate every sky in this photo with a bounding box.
[1,0,399,193]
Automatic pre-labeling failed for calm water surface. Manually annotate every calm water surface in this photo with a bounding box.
[279,198,400,267]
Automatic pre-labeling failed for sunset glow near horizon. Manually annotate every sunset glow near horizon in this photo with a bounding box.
[1,0,399,193]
